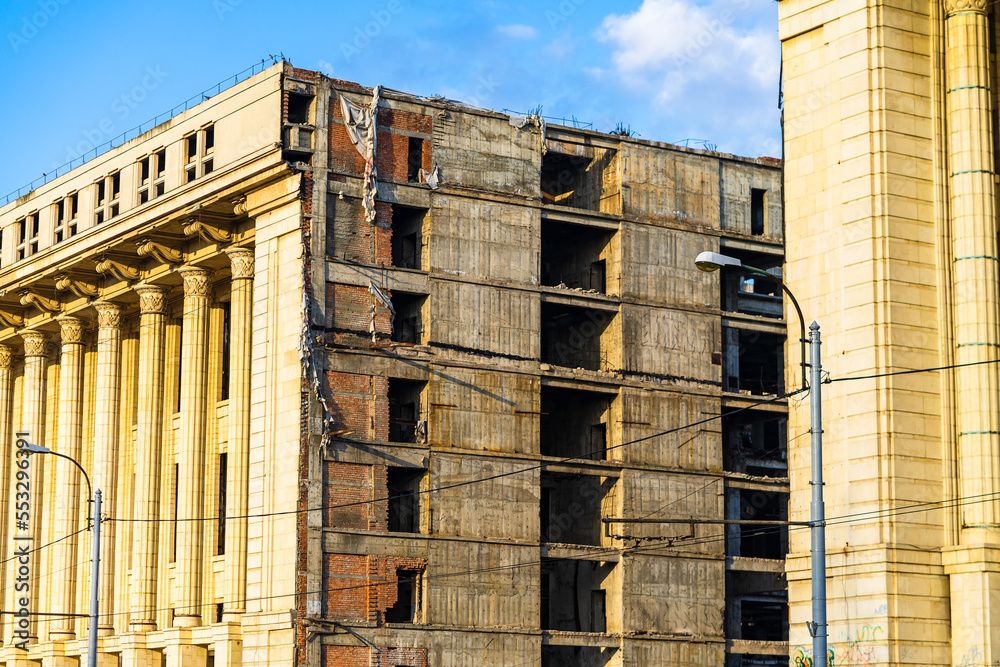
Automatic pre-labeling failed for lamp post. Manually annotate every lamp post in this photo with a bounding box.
[23,443,101,667]
[695,250,827,666]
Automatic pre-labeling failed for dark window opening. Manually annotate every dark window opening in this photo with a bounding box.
[407,137,423,183]
[388,379,425,443]
[540,219,613,293]
[725,570,788,662]
[216,603,224,624]
[540,302,613,371]
[540,386,612,459]
[56,200,65,222]
[750,188,766,235]
[140,158,150,183]
[139,190,149,205]
[204,125,215,151]
[720,248,782,318]
[155,149,167,177]
[95,210,104,225]
[540,147,618,211]
[286,94,312,124]
[156,182,165,197]
[387,467,422,533]
[540,559,614,632]
[723,410,787,477]
[725,488,787,560]
[111,173,120,199]
[390,205,427,270]
[175,320,184,413]
[391,293,426,345]
[110,204,119,219]
[741,599,786,642]
[69,193,78,218]
[540,472,613,546]
[204,159,213,175]
[384,569,419,623]
[171,462,178,563]
[221,301,231,400]
[186,134,198,162]
[186,166,197,184]
[217,452,227,556]
[724,328,783,396]
[97,180,106,205]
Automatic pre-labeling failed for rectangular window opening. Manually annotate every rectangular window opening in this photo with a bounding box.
[204,125,215,152]
[390,292,426,345]
[540,302,613,371]
[407,137,423,183]
[387,467,423,533]
[540,219,613,293]
[540,472,612,546]
[155,149,167,178]
[388,378,426,443]
[217,452,227,555]
[390,205,427,270]
[186,134,198,163]
[540,560,615,632]
[221,301,231,401]
[540,386,612,459]
[111,173,121,200]
[750,188,766,235]
[287,94,312,124]
[384,569,419,623]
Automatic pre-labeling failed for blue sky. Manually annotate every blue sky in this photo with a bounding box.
[0,0,779,200]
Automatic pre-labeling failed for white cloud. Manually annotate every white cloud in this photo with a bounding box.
[497,24,538,40]
[596,0,780,155]
[316,60,335,77]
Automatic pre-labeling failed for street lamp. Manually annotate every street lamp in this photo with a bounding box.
[695,250,827,666]
[23,443,102,667]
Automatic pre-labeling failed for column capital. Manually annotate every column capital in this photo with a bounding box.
[946,0,987,15]
[57,316,86,345]
[93,301,123,329]
[0,344,14,369]
[134,284,170,315]
[21,331,49,357]
[178,266,211,297]
[225,247,255,280]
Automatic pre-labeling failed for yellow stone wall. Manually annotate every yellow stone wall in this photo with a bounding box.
[779,0,1000,664]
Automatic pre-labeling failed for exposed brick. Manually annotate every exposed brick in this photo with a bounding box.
[323,462,388,529]
[323,646,428,667]
[326,371,389,440]
[326,283,392,348]
[324,554,427,624]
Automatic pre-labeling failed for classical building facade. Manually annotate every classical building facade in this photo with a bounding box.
[780,0,1000,665]
[0,62,785,666]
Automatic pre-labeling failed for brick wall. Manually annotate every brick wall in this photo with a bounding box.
[326,371,389,440]
[323,553,427,623]
[325,283,393,347]
[323,646,428,667]
[323,461,388,530]
[326,195,392,264]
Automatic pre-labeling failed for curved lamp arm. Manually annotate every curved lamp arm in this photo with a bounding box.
[23,444,93,526]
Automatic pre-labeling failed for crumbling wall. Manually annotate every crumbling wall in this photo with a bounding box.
[427,282,539,358]
[325,195,392,263]
[325,371,389,440]
[426,367,538,454]
[325,283,393,347]
[617,388,722,470]
[432,111,541,195]
[323,553,426,623]
[422,541,537,628]
[618,223,718,308]
[619,305,719,386]
[620,144,720,229]
[376,106,433,183]
[623,554,724,636]
[720,161,782,238]
[323,646,428,667]
[323,461,388,530]
[428,195,539,284]
[431,454,538,541]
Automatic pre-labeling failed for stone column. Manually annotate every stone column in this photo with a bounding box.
[224,248,253,621]
[175,267,210,627]
[129,285,169,631]
[48,317,85,641]
[0,344,14,645]
[944,2,1000,666]
[92,302,122,636]
[20,331,49,643]
[945,0,1000,536]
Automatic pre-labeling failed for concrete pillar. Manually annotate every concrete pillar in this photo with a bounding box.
[92,302,122,637]
[19,330,49,643]
[945,0,1000,540]
[174,267,211,627]
[165,643,206,667]
[129,285,169,631]
[944,2,1000,665]
[49,317,85,641]
[224,248,253,620]
[0,344,15,644]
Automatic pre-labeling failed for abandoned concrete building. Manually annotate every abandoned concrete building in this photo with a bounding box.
[0,61,786,666]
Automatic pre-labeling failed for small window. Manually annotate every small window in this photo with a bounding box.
[407,137,422,183]
[96,180,106,205]
[110,172,121,200]
[217,452,227,556]
[182,126,215,183]
[204,125,214,152]
[94,173,119,224]
[384,569,421,623]
[751,188,766,236]
[15,213,39,260]
[155,149,166,178]
[186,134,198,163]
[220,301,231,400]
